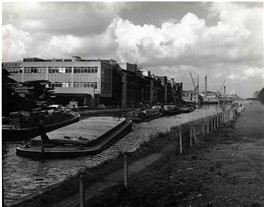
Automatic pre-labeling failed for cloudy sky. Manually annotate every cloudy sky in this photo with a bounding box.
[2,2,263,98]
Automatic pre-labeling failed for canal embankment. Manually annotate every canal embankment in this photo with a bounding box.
[3,104,228,207]
[6,103,245,207]
[64,101,263,207]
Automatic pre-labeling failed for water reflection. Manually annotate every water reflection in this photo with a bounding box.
[3,103,231,205]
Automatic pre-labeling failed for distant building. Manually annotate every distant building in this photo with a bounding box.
[2,56,117,107]
[3,56,184,108]
[182,90,199,103]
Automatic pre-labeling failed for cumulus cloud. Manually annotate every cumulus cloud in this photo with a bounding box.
[2,24,31,61]
[2,2,133,36]
[112,3,262,71]
[2,2,263,97]
[110,2,263,96]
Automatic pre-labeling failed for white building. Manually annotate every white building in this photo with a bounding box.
[2,56,116,106]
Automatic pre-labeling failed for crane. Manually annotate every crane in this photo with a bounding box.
[189,71,200,104]
[189,71,199,91]
[189,71,196,90]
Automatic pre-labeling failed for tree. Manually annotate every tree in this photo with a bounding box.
[253,91,260,99]
[257,88,264,104]
[2,68,26,115]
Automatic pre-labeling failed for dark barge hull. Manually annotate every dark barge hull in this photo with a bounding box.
[130,113,163,123]
[2,113,80,141]
[180,106,196,113]
[163,109,181,116]
[16,118,132,159]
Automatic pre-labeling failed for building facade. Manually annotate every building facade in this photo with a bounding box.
[2,56,117,106]
[3,56,184,108]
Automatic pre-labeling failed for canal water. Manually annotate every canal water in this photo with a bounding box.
[2,103,233,206]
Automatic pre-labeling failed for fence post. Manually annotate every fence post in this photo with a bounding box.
[192,124,197,144]
[189,124,193,147]
[124,153,128,191]
[179,126,183,154]
[215,116,217,129]
[202,120,205,135]
[207,119,209,133]
[79,174,85,207]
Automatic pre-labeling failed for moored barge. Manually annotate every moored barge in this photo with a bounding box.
[16,116,132,159]
[127,108,163,123]
[162,105,181,116]
[2,110,80,141]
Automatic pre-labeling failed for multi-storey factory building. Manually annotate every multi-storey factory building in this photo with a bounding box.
[3,56,183,108]
[2,56,117,106]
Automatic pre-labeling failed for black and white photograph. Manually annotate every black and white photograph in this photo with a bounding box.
[2,1,264,206]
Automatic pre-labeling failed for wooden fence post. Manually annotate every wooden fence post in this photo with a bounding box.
[215,116,217,129]
[79,174,85,207]
[192,124,197,144]
[124,153,128,191]
[202,120,205,135]
[179,126,183,154]
[189,124,193,147]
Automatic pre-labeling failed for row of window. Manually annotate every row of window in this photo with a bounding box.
[7,67,22,74]
[49,82,98,89]
[49,67,72,73]
[73,67,98,73]
[24,67,47,74]
[12,67,99,74]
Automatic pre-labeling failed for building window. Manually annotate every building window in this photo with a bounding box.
[49,67,71,73]
[73,67,98,73]
[73,82,97,88]
[62,82,71,87]
[24,67,46,73]
[8,67,22,74]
